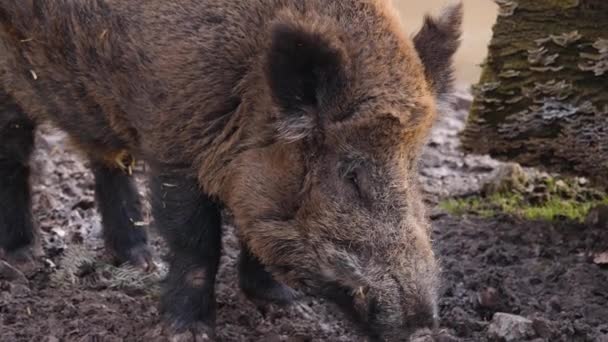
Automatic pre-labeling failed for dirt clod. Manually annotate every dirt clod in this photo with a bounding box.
[532,317,555,339]
[287,334,313,342]
[477,287,500,310]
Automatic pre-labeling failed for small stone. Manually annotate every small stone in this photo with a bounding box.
[44,258,57,270]
[487,313,535,342]
[482,163,528,195]
[593,251,608,265]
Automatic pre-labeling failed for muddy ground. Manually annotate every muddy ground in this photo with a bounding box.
[1,89,607,342]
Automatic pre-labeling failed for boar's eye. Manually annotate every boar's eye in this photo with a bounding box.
[340,160,372,203]
[347,170,359,190]
[4,120,32,133]
[346,168,364,200]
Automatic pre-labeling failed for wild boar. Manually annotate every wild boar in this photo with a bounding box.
[0,0,462,340]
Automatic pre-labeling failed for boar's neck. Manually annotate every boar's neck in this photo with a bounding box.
[139,26,280,199]
[135,1,316,195]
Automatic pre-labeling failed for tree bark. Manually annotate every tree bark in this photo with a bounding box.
[462,0,608,186]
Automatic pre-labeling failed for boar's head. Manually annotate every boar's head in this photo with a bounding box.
[225,3,462,340]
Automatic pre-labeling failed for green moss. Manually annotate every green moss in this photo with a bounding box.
[439,174,608,222]
[520,198,594,221]
[440,198,496,218]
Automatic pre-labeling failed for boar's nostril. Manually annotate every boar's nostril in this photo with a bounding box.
[389,273,438,331]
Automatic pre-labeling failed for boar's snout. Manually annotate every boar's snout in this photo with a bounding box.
[318,252,440,342]
[365,275,439,341]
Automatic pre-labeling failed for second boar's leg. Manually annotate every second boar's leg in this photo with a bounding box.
[0,92,37,266]
[91,157,152,270]
[151,167,222,339]
[238,242,300,309]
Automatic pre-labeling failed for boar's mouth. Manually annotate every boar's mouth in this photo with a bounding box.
[318,279,426,342]
[319,281,382,339]
[316,272,438,342]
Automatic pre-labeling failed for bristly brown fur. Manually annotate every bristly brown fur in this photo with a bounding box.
[0,0,461,339]
[413,2,463,102]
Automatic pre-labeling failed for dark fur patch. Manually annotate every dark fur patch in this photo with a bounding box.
[266,22,347,114]
[0,93,35,252]
[91,160,148,264]
[0,166,34,252]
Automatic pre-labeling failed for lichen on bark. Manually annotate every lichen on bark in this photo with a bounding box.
[463,0,608,187]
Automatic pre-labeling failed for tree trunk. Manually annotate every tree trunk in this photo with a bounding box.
[462,0,608,186]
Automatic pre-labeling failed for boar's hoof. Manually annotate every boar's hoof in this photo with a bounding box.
[125,244,155,271]
[113,244,155,272]
[164,322,216,342]
[241,277,301,307]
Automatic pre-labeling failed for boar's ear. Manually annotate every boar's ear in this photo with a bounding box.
[413,2,463,100]
[266,21,347,140]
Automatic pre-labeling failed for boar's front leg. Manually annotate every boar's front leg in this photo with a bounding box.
[238,242,300,310]
[91,157,152,270]
[151,167,222,341]
[0,93,37,267]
